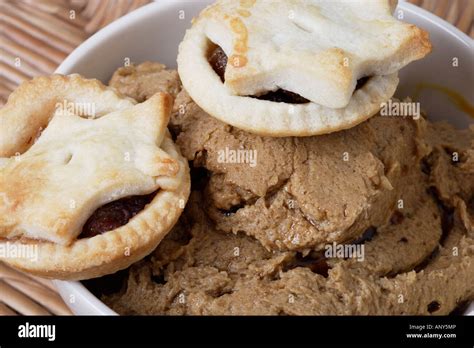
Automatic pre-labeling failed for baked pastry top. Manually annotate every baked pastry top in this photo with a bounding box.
[0,74,190,280]
[200,0,429,107]
[177,0,431,136]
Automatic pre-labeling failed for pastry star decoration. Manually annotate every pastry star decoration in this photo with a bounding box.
[0,94,178,245]
[201,0,430,108]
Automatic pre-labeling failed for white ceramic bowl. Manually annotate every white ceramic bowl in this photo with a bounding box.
[53,0,474,315]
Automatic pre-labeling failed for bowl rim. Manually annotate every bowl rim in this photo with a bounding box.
[400,1,473,49]
[53,0,474,316]
[56,0,180,74]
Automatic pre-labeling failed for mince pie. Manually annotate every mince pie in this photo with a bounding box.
[177,0,431,136]
[0,74,190,280]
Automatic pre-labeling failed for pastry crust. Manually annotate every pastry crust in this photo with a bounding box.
[178,0,431,136]
[0,74,135,157]
[0,75,190,280]
[178,29,399,136]
[2,135,190,280]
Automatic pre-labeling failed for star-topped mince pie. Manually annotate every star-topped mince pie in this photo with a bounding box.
[178,0,431,136]
[0,74,190,280]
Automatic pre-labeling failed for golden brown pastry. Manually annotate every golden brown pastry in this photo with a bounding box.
[177,0,431,136]
[0,74,190,280]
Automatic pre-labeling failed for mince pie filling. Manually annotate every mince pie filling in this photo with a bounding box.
[80,192,157,238]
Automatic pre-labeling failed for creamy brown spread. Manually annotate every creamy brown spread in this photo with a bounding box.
[109,61,181,102]
[171,90,429,252]
[85,63,474,315]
